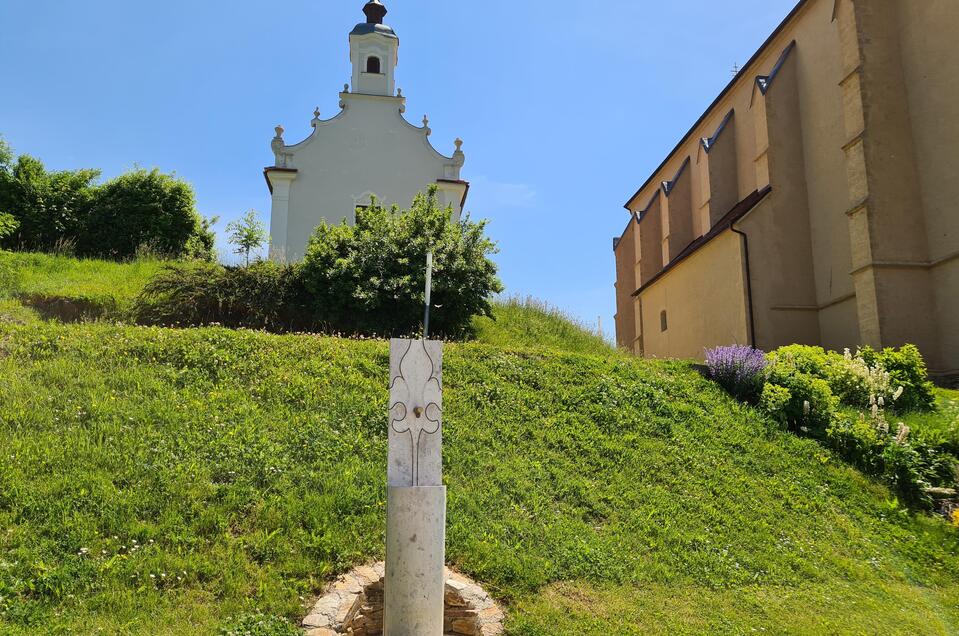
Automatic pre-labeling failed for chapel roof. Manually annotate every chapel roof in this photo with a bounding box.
[350,23,398,39]
[351,1,397,38]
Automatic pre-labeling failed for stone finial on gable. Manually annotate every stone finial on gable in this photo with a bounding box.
[272,125,294,168]
[452,138,465,167]
[422,114,432,137]
[312,107,321,128]
[272,125,285,154]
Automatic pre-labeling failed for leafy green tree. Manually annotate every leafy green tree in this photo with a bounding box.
[0,135,12,171]
[299,186,503,338]
[226,209,267,265]
[0,152,99,252]
[82,168,215,260]
[0,212,18,241]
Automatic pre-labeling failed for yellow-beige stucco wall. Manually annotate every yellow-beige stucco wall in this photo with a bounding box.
[898,0,959,376]
[613,220,639,353]
[613,0,958,378]
[620,0,856,359]
[638,231,749,360]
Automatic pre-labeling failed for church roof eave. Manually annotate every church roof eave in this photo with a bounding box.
[263,167,298,194]
[437,178,470,208]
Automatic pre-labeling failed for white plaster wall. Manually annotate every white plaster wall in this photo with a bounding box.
[269,93,464,261]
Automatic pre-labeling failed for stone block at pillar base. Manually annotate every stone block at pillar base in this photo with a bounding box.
[385,485,446,636]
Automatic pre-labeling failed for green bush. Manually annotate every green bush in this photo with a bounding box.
[0,211,18,240]
[765,353,838,434]
[299,186,502,338]
[860,345,936,413]
[827,413,956,506]
[134,188,503,338]
[759,382,792,427]
[0,153,99,252]
[134,260,306,331]
[701,343,953,507]
[771,344,933,413]
[770,345,836,377]
[0,138,215,261]
[82,168,215,261]
[826,412,886,474]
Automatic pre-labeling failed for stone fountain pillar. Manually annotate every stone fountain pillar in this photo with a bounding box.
[384,338,445,636]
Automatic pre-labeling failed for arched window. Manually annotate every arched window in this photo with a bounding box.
[366,56,382,74]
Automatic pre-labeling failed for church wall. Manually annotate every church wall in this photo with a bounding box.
[276,96,462,261]
[786,0,857,351]
[702,115,739,231]
[662,161,694,264]
[932,260,959,378]
[898,0,959,376]
[620,0,832,354]
[748,38,822,352]
[638,230,749,360]
[613,220,638,353]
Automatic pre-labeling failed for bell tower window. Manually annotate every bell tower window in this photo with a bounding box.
[366,56,382,74]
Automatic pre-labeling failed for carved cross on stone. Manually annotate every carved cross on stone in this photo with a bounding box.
[388,339,443,487]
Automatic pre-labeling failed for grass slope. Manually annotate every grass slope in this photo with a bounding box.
[0,252,162,321]
[472,297,613,356]
[907,388,959,452]
[0,253,615,355]
[1,322,958,635]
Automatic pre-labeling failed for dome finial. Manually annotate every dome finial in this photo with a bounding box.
[363,0,387,25]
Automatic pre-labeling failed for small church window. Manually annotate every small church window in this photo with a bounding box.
[366,56,382,74]
[660,310,668,332]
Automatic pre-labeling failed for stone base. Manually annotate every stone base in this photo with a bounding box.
[385,486,446,636]
[302,562,504,636]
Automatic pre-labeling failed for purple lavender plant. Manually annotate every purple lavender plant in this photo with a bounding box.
[705,345,768,402]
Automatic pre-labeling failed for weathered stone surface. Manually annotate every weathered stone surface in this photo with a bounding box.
[303,563,504,636]
[385,485,447,635]
[388,339,443,488]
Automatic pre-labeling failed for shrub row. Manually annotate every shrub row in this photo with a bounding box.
[706,343,951,506]
[0,137,215,260]
[134,188,503,339]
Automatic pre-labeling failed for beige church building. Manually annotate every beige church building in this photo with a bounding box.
[613,0,958,380]
[265,1,468,261]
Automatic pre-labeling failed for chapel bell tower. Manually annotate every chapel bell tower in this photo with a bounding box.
[349,0,399,97]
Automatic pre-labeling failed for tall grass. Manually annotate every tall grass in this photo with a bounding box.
[0,251,163,319]
[473,296,613,356]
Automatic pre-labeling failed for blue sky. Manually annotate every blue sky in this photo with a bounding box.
[0,0,798,337]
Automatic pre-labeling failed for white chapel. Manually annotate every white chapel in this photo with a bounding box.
[265,0,469,261]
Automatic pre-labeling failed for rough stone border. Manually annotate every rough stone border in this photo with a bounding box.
[302,562,504,636]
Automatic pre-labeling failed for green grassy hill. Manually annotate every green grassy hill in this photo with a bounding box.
[0,252,615,353]
[472,296,613,356]
[2,319,958,635]
[0,251,163,323]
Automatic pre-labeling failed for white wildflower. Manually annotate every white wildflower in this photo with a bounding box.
[895,423,910,444]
